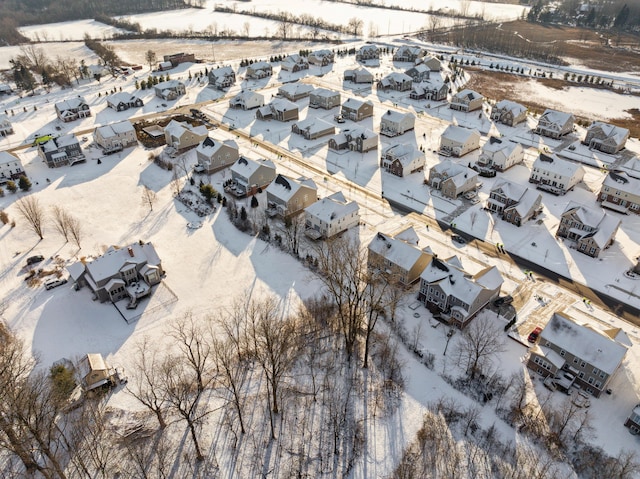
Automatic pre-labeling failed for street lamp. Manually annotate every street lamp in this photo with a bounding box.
[443,328,455,356]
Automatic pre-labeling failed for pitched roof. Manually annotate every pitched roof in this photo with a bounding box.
[107,92,141,105]
[602,170,640,193]
[454,89,483,101]
[491,179,527,201]
[494,99,526,116]
[540,109,573,125]
[368,231,430,271]
[381,110,414,123]
[305,191,359,222]
[442,125,480,143]
[342,98,372,110]
[266,174,317,202]
[533,154,585,177]
[231,157,275,177]
[83,242,161,284]
[588,121,629,143]
[196,137,238,156]
[56,96,87,111]
[278,83,314,97]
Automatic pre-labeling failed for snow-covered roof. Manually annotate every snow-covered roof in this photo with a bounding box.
[531,345,566,369]
[481,137,520,156]
[590,214,621,248]
[293,117,334,135]
[540,109,573,125]
[164,120,207,138]
[41,134,78,152]
[491,179,527,201]
[453,89,483,101]
[602,170,640,193]
[82,242,161,285]
[231,157,275,178]
[107,92,141,105]
[311,87,339,99]
[210,65,235,78]
[270,98,298,112]
[442,125,480,143]
[381,110,414,123]
[266,174,317,202]
[196,137,238,156]
[155,79,184,90]
[533,154,584,177]
[278,83,314,97]
[588,121,629,143]
[540,312,628,375]
[382,144,423,167]
[305,191,359,223]
[248,61,271,70]
[494,99,526,116]
[473,266,503,290]
[0,150,19,166]
[381,72,412,83]
[95,120,134,138]
[512,188,541,216]
[342,98,372,110]
[56,96,87,111]
[420,257,483,306]
[368,231,430,271]
[232,90,263,103]
[563,201,605,228]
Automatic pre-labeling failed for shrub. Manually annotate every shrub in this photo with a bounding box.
[50,364,76,400]
[0,210,8,224]
[6,181,17,193]
[18,175,32,191]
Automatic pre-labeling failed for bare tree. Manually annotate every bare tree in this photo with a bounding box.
[67,214,83,249]
[211,336,249,435]
[15,195,45,240]
[51,205,70,242]
[277,13,293,40]
[141,185,157,212]
[126,337,169,429]
[170,312,213,394]
[171,169,182,197]
[145,50,157,71]
[455,315,505,380]
[17,44,48,75]
[278,214,305,256]
[347,17,364,36]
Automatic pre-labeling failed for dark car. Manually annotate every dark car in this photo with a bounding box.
[452,235,467,244]
[26,255,44,266]
[494,295,514,307]
[527,326,542,343]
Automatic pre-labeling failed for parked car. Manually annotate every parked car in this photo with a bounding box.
[193,164,206,173]
[452,235,467,244]
[44,277,67,290]
[26,255,45,266]
[494,295,514,307]
[527,326,542,343]
[463,191,477,200]
[334,115,345,123]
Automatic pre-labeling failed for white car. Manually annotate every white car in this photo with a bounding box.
[44,277,67,290]
[193,164,206,173]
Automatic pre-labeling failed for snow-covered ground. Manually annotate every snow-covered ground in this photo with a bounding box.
[1,32,640,478]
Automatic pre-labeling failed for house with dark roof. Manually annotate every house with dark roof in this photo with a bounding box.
[380,144,425,177]
[598,170,640,215]
[584,121,629,154]
[67,241,164,306]
[535,109,574,139]
[526,311,628,397]
[625,405,640,434]
[368,227,433,286]
[328,127,378,153]
[450,89,484,112]
[266,174,317,218]
[37,135,84,168]
[196,137,239,174]
[418,257,503,328]
[556,202,621,258]
[487,180,542,226]
[304,191,360,240]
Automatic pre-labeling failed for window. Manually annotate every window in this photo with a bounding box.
[560,350,565,357]
[593,367,598,374]
[588,377,594,384]
[579,372,584,379]
[580,361,586,368]
[595,381,601,388]
[573,357,579,364]
[599,372,605,379]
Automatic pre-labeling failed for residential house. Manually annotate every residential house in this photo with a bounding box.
[529,153,585,195]
[256,98,299,122]
[291,118,335,140]
[356,44,380,61]
[380,110,415,137]
[535,109,575,139]
[228,157,276,197]
[208,66,236,90]
[328,127,378,153]
[230,90,265,110]
[0,115,14,136]
[0,151,25,183]
[476,137,524,171]
[55,96,91,122]
[393,45,425,63]
[377,72,413,92]
[93,120,137,154]
[487,180,543,226]
[37,135,84,168]
[281,54,309,72]
[598,170,640,214]
[304,191,360,239]
[490,100,527,126]
[67,241,164,306]
[410,82,448,101]
[341,98,374,122]
[450,89,484,112]
[405,64,431,83]
[439,125,481,157]
[380,144,425,177]
[618,156,640,179]
[368,227,433,286]
[154,80,186,100]
[343,68,374,84]
[0,83,12,95]
[196,137,239,174]
[420,55,442,71]
[278,82,314,101]
[429,160,478,199]
[556,202,621,258]
[163,52,195,68]
[526,311,628,397]
[79,354,115,391]
[308,49,335,66]
[266,174,317,218]
[164,120,208,151]
[246,61,273,79]
[418,257,503,328]
[584,121,629,154]
[106,92,144,111]
[309,88,341,109]
[624,405,640,434]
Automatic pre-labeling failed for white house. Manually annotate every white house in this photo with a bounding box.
[380,144,425,177]
[439,125,481,157]
[304,191,360,239]
[230,90,265,110]
[380,110,415,137]
[93,120,137,154]
[476,137,524,171]
[529,153,585,195]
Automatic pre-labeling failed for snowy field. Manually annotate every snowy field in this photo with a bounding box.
[18,19,128,42]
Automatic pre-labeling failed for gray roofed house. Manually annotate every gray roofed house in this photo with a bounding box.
[450,89,484,112]
[278,82,314,101]
[291,117,335,140]
[380,144,425,177]
[526,311,628,397]
[228,157,277,197]
[598,170,640,215]
[535,109,574,139]
[529,153,585,195]
[154,80,185,100]
[94,120,137,154]
[556,202,621,258]
[487,179,542,226]
[418,257,503,328]
[420,55,442,71]
[106,92,144,111]
[584,121,629,154]
[476,137,524,171]
[266,174,317,218]
[196,137,239,174]
[256,98,299,122]
[230,90,265,110]
[490,100,527,126]
[67,241,164,306]
[328,127,378,153]
[55,96,91,122]
[439,125,481,157]
[37,135,84,168]
[208,65,236,90]
[304,191,360,239]
[380,110,415,137]
[343,68,374,84]
[368,227,433,286]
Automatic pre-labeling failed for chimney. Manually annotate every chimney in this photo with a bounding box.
[128,247,134,257]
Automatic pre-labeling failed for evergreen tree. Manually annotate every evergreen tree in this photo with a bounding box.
[6,180,17,193]
[18,175,31,192]
[240,206,247,221]
[251,195,259,208]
